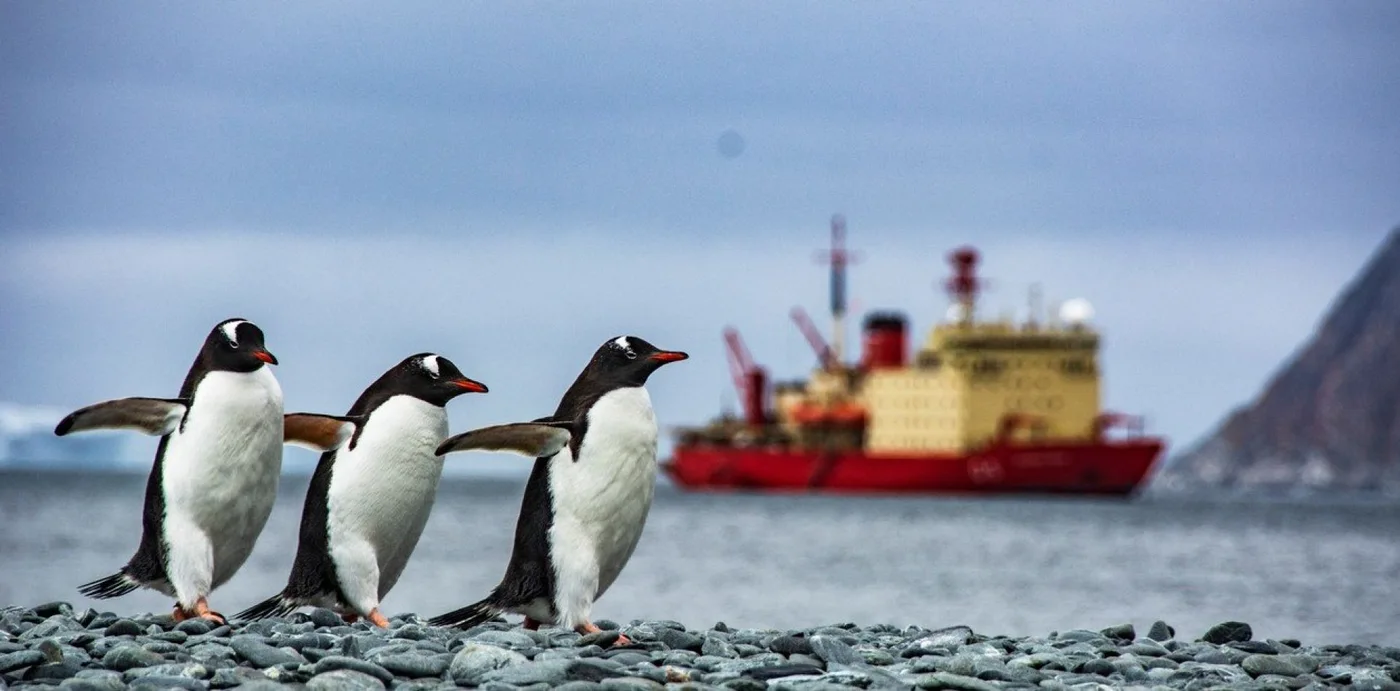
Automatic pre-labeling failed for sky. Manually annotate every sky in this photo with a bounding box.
[2,2,1398,475]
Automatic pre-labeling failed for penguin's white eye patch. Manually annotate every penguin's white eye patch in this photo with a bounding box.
[422,355,441,378]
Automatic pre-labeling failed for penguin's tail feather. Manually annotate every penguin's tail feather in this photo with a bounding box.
[233,594,302,623]
[427,597,503,630]
[78,571,141,599]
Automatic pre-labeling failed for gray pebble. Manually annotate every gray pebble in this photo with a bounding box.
[1243,654,1320,677]
[102,644,165,671]
[1201,621,1253,644]
[449,642,529,685]
[702,635,738,659]
[0,651,45,674]
[600,678,665,691]
[103,619,144,637]
[230,637,305,668]
[914,671,1001,690]
[309,655,393,684]
[374,652,451,678]
[59,670,126,691]
[481,658,573,685]
[808,635,859,666]
[306,668,386,691]
[126,675,206,690]
[474,630,537,650]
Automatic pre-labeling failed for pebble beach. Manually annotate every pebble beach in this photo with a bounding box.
[3,604,1399,691]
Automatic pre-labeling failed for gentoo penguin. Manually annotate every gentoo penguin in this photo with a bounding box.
[426,335,687,644]
[58,318,348,624]
[234,353,489,628]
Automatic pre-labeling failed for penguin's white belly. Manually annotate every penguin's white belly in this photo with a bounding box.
[548,386,658,626]
[161,367,284,590]
[326,396,447,610]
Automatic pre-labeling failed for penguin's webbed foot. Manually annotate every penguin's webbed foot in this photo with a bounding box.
[172,597,227,626]
[576,621,631,646]
[367,608,390,628]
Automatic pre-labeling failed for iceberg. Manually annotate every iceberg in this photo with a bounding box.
[0,401,145,470]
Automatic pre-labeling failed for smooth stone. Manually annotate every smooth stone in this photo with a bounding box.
[1229,640,1279,654]
[740,664,825,681]
[102,645,165,671]
[207,667,270,688]
[579,631,623,648]
[34,602,74,618]
[1146,621,1175,642]
[172,620,213,636]
[126,675,205,690]
[600,678,665,691]
[606,652,653,667]
[914,671,1000,690]
[769,636,814,657]
[280,633,336,651]
[122,663,210,681]
[808,636,860,666]
[1243,655,1320,677]
[306,609,342,629]
[24,659,83,681]
[306,668,387,691]
[143,640,184,655]
[1099,624,1136,641]
[915,627,974,650]
[473,631,537,650]
[20,615,84,641]
[659,630,705,653]
[1200,621,1253,644]
[449,643,529,685]
[555,683,605,691]
[566,659,629,682]
[1127,641,1169,657]
[0,651,45,674]
[231,638,305,668]
[702,636,739,659]
[374,652,451,678]
[309,656,394,684]
[481,659,573,686]
[58,670,126,691]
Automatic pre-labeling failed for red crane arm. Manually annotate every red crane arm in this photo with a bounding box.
[723,327,755,417]
[790,307,835,369]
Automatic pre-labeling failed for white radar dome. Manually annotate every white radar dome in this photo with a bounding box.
[1059,298,1094,325]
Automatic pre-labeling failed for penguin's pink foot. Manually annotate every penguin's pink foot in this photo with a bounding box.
[173,598,226,625]
[577,621,631,646]
[367,609,391,628]
[523,617,542,630]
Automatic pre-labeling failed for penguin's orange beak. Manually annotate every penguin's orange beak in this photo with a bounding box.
[253,350,277,365]
[452,378,488,393]
[650,350,688,363]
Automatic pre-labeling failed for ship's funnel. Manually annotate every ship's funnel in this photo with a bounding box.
[862,311,907,369]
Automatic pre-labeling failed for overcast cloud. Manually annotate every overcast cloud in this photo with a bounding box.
[2,1,1398,473]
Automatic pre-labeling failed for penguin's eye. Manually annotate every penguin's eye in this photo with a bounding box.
[425,367,440,379]
[624,348,637,360]
[227,339,239,349]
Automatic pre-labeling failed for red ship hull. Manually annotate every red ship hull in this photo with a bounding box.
[662,438,1165,496]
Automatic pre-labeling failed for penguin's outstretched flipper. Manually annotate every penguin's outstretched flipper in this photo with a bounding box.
[283,413,359,452]
[435,420,573,459]
[55,397,189,437]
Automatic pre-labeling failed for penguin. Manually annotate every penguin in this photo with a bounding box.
[426,335,687,644]
[58,318,350,623]
[234,353,489,628]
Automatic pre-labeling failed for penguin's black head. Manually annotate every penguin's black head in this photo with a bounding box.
[204,318,278,373]
[380,353,488,407]
[586,336,688,387]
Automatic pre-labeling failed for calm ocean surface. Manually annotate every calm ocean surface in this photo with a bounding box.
[1,470,1397,646]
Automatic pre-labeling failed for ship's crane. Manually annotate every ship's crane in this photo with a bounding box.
[789,306,836,370]
[723,327,768,427]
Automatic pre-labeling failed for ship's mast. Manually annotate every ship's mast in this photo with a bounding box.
[945,247,982,326]
[815,214,860,365]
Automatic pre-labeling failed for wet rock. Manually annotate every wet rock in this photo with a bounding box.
[1201,621,1253,644]
[306,668,386,690]
[449,642,529,685]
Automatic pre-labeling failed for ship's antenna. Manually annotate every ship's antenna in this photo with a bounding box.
[944,246,983,327]
[814,213,861,364]
[1027,282,1042,329]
